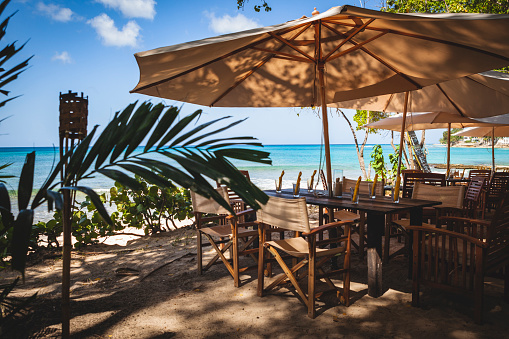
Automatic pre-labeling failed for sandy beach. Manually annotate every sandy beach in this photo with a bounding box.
[2,215,508,338]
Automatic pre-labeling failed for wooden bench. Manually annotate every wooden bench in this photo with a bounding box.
[407,191,509,324]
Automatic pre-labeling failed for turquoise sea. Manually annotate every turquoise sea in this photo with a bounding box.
[1,144,508,193]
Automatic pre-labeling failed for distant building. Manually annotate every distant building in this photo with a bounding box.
[497,137,509,145]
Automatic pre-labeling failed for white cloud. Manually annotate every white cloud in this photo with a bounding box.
[37,2,75,22]
[205,12,260,34]
[52,51,72,64]
[88,14,141,47]
[95,0,156,19]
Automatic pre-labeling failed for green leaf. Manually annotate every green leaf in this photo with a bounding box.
[144,106,180,151]
[11,209,34,278]
[0,181,10,211]
[214,148,272,164]
[183,117,245,146]
[157,109,202,148]
[61,186,113,225]
[46,190,63,211]
[172,115,231,147]
[117,164,172,189]
[64,126,98,184]
[96,169,144,191]
[197,136,259,148]
[17,151,34,211]
[110,101,148,161]
[124,102,164,157]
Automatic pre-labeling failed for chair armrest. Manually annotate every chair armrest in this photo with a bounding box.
[438,216,491,226]
[405,225,488,248]
[225,208,254,220]
[301,220,352,236]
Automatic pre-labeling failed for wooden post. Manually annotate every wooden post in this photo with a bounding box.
[396,92,410,180]
[59,91,88,339]
[61,190,71,338]
[492,127,496,171]
[447,123,451,175]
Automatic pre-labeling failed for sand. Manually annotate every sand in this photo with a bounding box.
[1,218,508,339]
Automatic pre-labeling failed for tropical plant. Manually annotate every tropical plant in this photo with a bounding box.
[336,108,388,179]
[388,146,406,184]
[370,144,387,181]
[110,177,193,234]
[236,0,271,12]
[439,128,463,144]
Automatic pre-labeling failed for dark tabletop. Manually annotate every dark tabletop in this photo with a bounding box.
[264,189,441,214]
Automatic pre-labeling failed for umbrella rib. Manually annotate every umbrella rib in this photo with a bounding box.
[383,93,394,113]
[210,25,313,107]
[322,25,425,89]
[322,19,374,61]
[347,38,423,90]
[327,21,509,63]
[464,75,509,99]
[131,24,313,93]
[251,47,314,63]
[268,32,316,62]
[435,83,466,117]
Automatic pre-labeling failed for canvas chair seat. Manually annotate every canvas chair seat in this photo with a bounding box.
[191,186,259,288]
[333,210,360,222]
[266,237,346,258]
[200,224,258,238]
[257,196,352,318]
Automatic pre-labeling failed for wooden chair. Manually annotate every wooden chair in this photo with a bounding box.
[191,187,258,287]
[407,191,509,324]
[463,177,485,219]
[483,171,509,218]
[468,169,492,184]
[216,170,251,216]
[402,172,446,198]
[336,177,385,258]
[257,196,352,318]
[388,183,465,263]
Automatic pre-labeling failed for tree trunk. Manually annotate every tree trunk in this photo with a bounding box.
[338,109,368,179]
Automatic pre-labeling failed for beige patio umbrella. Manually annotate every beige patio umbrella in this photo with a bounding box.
[454,126,509,170]
[332,71,509,178]
[131,5,509,195]
[363,111,498,173]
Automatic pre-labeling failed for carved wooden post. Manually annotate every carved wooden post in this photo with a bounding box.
[59,91,88,338]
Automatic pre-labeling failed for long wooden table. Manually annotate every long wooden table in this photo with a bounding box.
[264,189,441,297]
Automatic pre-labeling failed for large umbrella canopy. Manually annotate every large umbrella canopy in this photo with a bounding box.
[454,126,509,137]
[454,126,509,170]
[131,5,509,192]
[364,111,499,173]
[331,71,509,119]
[363,112,495,131]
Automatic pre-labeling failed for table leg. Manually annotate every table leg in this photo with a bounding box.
[366,211,384,297]
[407,208,423,279]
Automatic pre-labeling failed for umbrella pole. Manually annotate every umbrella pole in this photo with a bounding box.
[318,63,333,196]
[447,123,451,175]
[396,92,410,180]
[492,127,496,170]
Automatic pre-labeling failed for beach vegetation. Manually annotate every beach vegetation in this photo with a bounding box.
[236,0,271,12]
[439,128,463,145]
[336,108,388,180]
[370,144,387,181]
[388,146,406,184]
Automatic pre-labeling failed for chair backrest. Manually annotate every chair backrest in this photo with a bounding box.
[487,172,509,197]
[216,170,250,201]
[342,177,384,196]
[488,191,509,252]
[402,172,446,198]
[256,196,310,233]
[402,169,423,174]
[412,182,465,209]
[464,177,484,204]
[190,186,231,215]
[468,169,491,183]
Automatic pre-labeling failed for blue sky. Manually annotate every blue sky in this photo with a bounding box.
[1,0,444,147]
